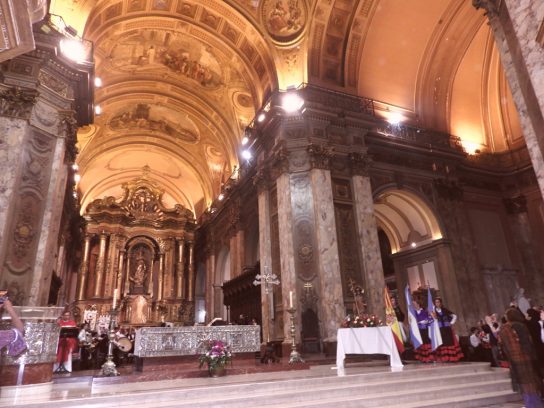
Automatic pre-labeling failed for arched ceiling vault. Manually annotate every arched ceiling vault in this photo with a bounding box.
[49,0,523,218]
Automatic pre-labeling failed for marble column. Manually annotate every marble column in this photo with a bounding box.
[504,195,544,301]
[474,0,544,199]
[276,173,298,342]
[187,241,195,301]
[176,237,185,298]
[351,174,386,319]
[310,168,345,341]
[257,178,274,343]
[93,233,108,298]
[77,234,92,300]
[205,251,215,322]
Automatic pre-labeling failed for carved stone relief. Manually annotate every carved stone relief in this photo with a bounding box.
[261,0,307,43]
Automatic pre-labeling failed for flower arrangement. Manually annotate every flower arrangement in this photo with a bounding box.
[198,339,233,370]
[341,313,383,328]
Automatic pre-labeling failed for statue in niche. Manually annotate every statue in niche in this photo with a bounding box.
[131,259,147,287]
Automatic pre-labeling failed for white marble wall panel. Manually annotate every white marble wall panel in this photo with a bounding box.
[352,175,386,318]
[0,118,26,261]
[310,168,344,341]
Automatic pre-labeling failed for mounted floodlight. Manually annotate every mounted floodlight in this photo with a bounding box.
[60,38,88,63]
[241,136,249,145]
[241,149,252,160]
[281,92,304,113]
[94,77,103,87]
[387,112,404,126]
[74,174,81,183]
[72,163,79,171]
[94,105,102,115]
[257,112,266,122]
[64,25,78,37]
[218,193,225,201]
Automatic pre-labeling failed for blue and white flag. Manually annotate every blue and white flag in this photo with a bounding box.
[427,287,443,351]
[405,285,423,349]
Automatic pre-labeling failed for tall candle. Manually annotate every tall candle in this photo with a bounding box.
[112,288,118,309]
[289,291,293,308]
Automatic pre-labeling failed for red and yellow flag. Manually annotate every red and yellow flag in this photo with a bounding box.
[384,287,405,354]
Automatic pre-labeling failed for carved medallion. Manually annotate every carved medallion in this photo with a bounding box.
[261,0,307,43]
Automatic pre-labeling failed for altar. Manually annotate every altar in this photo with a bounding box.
[336,327,403,376]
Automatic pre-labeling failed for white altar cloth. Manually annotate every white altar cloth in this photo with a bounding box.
[336,327,403,375]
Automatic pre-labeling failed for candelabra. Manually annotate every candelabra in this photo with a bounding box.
[287,306,304,364]
[100,307,120,376]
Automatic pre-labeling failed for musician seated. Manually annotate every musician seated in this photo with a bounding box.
[54,311,78,373]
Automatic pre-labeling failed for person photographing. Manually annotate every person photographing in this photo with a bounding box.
[0,291,27,357]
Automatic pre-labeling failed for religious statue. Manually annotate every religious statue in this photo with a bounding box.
[348,278,366,315]
[130,259,147,287]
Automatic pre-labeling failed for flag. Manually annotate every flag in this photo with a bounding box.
[427,287,443,351]
[405,285,423,349]
[384,287,405,354]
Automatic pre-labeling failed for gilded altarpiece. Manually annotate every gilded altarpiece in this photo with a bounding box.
[76,174,196,326]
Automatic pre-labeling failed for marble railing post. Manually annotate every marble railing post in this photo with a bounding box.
[187,241,195,301]
[93,232,108,298]
[176,237,185,299]
[77,234,92,300]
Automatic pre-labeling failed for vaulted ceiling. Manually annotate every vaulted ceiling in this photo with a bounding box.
[49,0,522,218]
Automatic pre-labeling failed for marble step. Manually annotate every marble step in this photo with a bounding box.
[18,366,510,408]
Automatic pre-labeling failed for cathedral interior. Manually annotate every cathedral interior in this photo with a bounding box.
[1,0,544,354]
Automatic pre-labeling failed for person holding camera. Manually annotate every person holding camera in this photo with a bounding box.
[0,295,27,357]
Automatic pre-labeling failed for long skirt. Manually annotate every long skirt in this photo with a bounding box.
[435,326,463,362]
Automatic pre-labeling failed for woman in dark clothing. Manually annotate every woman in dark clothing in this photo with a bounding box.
[413,300,434,363]
[499,308,543,408]
[432,297,463,362]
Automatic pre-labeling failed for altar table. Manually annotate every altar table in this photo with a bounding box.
[336,327,403,376]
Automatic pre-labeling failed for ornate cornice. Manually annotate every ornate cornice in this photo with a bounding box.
[307,143,333,170]
[0,87,38,119]
[503,195,527,214]
[349,152,372,176]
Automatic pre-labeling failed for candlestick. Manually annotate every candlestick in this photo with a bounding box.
[289,291,293,308]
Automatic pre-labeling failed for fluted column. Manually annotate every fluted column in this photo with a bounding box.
[93,232,108,298]
[116,248,126,294]
[187,241,195,301]
[157,251,165,301]
[77,234,92,300]
[175,237,185,298]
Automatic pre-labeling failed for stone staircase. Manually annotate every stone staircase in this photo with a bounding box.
[9,362,521,408]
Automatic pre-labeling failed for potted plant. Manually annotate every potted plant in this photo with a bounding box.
[198,339,232,377]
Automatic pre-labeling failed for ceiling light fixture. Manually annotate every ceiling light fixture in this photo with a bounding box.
[241,149,252,160]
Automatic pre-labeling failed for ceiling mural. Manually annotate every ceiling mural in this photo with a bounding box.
[108,103,200,144]
[46,0,523,218]
[104,29,223,89]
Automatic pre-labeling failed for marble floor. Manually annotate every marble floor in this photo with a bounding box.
[0,361,524,408]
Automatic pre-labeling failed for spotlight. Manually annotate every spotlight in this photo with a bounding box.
[72,163,79,171]
[241,149,252,160]
[241,136,249,145]
[281,92,304,113]
[387,112,404,126]
[94,105,102,115]
[74,174,81,183]
[411,242,417,248]
[257,112,266,122]
[218,193,225,201]
[64,25,78,37]
[94,77,103,87]
[60,38,88,63]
